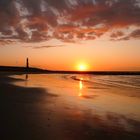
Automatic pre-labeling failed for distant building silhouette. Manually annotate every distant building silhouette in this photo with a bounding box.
[26,58,29,68]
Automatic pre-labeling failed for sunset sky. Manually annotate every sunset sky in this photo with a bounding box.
[0,0,140,71]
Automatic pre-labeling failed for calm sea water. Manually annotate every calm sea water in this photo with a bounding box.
[12,74,140,134]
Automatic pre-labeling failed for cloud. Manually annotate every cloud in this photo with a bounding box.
[34,45,64,49]
[119,29,140,40]
[23,45,64,49]
[110,31,124,38]
[0,39,18,46]
[0,0,140,45]
[129,29,140,39]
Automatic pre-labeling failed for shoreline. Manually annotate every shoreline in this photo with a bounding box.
[0,71,140,76]
[0,66,140,75]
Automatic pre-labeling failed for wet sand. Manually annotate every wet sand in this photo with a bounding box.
[0,73,140,140]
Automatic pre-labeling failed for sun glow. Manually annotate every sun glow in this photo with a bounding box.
[77,63,88,71]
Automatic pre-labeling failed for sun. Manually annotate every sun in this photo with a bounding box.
[77,63,88,71]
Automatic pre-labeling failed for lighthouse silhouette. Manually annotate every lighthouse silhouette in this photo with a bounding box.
[26,58,29,69]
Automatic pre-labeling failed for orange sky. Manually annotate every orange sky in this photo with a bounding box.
[0,37,140,71]
[0,0,140,71]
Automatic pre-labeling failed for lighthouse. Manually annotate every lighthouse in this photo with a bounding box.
[26,58,29,69]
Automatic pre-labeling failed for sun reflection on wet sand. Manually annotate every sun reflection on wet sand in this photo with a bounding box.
[79,78,83,97]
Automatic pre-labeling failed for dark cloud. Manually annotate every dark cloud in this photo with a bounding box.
[0,0,140,44]
[129,29,140,39]
[110,31,124,38]
[0,0,19,29]
[119,29,140,40]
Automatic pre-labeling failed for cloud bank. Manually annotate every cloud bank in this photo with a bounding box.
[0,0,140,45]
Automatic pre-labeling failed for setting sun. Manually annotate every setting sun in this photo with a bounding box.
[78,64,88,71]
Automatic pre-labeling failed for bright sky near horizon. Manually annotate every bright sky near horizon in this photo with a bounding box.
[0,0,140,71]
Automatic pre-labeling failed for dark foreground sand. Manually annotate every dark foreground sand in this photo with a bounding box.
[0,73,140,140]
